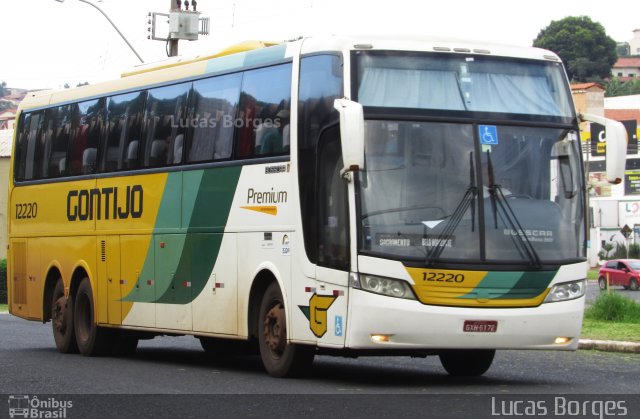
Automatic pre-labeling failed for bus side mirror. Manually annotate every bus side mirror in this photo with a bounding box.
[580,113,628,185]
[334,98,365,173]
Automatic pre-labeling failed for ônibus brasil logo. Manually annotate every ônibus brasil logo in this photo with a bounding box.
[8,395,73,418]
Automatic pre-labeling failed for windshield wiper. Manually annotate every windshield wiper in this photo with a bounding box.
[486,151,541,268]
[425,152,477,265]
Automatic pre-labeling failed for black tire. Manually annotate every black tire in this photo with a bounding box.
[74,278,111,356]
[630,278,639,291]
[51,279,78,354]
[439,349,495,377]
[598,277,608,290]
[258,282,315,377]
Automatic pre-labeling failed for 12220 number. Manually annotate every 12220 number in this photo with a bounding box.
[15,202,38,220]
[422,272,465,283]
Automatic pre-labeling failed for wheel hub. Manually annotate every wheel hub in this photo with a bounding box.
[52,296,67,334]
[263,303,286,355]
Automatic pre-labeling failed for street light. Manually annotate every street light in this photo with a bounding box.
[54,0,144,63]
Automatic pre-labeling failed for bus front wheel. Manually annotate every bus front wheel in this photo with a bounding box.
[74,278,111,356]
[51,278,78,354]
[258,282,315,377]
[439,349,495,377]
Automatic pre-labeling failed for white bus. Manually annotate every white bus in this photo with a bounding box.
[8,36,626,377]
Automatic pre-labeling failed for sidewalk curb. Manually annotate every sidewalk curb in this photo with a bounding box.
[579,339,640,353]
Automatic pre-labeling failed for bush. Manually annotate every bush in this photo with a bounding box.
[0,259,6,304]
[585,292,640,323]
[612,243,628,259]
[630,244,640,259]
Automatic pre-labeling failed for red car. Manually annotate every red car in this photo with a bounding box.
[598,259,640,291]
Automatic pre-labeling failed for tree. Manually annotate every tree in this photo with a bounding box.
[605,77,640,97]
[533,16,617,82]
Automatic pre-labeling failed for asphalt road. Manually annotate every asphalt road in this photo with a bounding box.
[1,313,639,418]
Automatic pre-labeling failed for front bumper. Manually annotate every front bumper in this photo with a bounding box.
[345,288,584,350]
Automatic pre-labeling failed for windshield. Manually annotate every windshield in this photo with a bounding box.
[359,121,585,265]
[356,52,574,118]
[628,261,640,270]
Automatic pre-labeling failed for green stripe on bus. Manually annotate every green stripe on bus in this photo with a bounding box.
[124,166,242,304]
[156,166,241,304]
[495,271,555,300]
[458,270,556,300]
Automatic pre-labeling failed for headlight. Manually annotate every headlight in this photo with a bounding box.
[354,273,416,300]
[543,280,586,303]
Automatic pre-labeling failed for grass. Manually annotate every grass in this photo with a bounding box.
[0,304,7,312]
[585,292,640,322]
[580,292,640,342]
[582,318,640,342]
[587,269,599,280]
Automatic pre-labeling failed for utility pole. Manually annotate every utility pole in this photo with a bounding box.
[169,0,180,57]
[148,0,209,57]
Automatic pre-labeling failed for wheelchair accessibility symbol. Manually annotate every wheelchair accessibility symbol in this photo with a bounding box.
[479,125,499,145]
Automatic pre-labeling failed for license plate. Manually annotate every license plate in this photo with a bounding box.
[463,320,498,333]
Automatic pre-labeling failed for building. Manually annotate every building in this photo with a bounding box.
[613,57,640,80]
[630,29,640,56]
[577,88,640,266]
[0,109,17,130]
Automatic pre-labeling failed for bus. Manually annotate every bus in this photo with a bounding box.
[7,36,627,378]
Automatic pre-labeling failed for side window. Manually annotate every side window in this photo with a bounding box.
[297,55,343,263]
[142,83,190,168]
[103,91,146,171]
[236,63,292,158]
[39,108,60,178]
[317,126,349,270]
[13,113,27,181]
[606,261,616,269]
[15,112,43,181]
[48,105,73,177]
[188,73,241,163]
[68,98,105,175]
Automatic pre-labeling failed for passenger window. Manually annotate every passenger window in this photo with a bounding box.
[142,83,190,168]
[68,98,105,175]
[235,63,292,158]
[15,111,44,181]
[188,73,241,162]
[40,105,73,178]
[103,91,146,171]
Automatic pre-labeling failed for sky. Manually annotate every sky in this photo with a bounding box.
[2,0,639,90]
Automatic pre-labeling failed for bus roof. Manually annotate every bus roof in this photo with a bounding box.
[16,35,561,113]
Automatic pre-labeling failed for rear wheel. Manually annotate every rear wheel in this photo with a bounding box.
[630,278,639,291]
[439,349,495,377]
[51,279,78,353]
[598,277,608,290]
[258,282,315,377]
[74,278,111,356]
